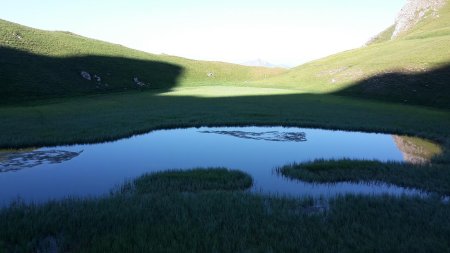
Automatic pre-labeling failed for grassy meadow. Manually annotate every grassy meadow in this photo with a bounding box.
[1,1,450,251]
[0,19,285,104]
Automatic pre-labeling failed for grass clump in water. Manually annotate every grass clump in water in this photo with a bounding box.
[126,168,253,194]
[279,159,450,195]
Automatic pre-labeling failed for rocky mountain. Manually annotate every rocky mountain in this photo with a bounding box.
[392,0,446,38]
[368,0,447,44]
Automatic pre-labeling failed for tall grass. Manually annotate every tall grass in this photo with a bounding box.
[0,171,449,252]
[279,159,450,195]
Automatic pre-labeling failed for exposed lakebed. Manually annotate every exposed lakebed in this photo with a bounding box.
[0,126,441,206]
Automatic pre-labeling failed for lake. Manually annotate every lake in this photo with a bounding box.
[0,126,437,206]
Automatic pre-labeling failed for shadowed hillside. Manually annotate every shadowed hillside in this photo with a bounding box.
[0,46,183,103]
[336,64,450,108]
[0,19,285,103]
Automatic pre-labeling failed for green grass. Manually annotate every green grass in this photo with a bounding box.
[0,19,285,103]
[259,37,450,108]
[257,2,450,108]
[280,159,450,195]
[2,86,450,197]
[366,25,396,45]
[2,2,450,108]
[1,87,449,149]
[123,168,253,194]
[1,170,449,252]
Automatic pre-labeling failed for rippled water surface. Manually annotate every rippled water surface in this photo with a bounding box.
[0,126,435,205]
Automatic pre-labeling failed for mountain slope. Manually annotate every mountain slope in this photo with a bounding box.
[0,19,285,103]
[262,0,450,108]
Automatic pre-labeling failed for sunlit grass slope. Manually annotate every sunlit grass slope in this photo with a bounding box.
[0,19,285,103]
[261,1,450,108]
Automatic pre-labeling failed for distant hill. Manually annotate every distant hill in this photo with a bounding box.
[262,0,450,108]
[241,59,289,69]
[0,20,285,103]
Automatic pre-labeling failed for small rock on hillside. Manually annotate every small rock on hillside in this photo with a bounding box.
[80,71,91,80]
[133,77,147,87]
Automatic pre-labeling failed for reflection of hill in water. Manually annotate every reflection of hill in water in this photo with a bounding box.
[199,130,307,142]
[0,150,83,173]
[393,136,442,164]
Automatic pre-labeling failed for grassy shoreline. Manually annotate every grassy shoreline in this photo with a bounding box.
[1,169,449,252]
[1,87,449,149]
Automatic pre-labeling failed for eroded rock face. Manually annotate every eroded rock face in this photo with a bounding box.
[392,0,446,39]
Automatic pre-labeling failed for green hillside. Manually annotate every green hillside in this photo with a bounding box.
[261,1,450,108]
[0,19,285,103]
[1,1,449,107]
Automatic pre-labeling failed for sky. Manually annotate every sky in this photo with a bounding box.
[0,0,406,67]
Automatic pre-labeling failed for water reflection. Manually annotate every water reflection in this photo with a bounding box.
[393,136,442,164]
[0,150,83,173]
[0,127,441,206]
[199,130,307,142]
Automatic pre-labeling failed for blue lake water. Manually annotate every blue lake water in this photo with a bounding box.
[0,126,427,206]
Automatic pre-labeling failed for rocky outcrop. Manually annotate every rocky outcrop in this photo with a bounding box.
[392,0,446,38]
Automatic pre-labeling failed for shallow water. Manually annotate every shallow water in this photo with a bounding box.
[0,126,433,206]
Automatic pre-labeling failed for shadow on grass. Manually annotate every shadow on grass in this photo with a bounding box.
[2,46,450,109]
[1,91,449,150]
[336,63,450,109]
[0,46,184,104]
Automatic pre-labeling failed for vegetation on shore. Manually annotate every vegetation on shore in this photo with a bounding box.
[1,88,449,150]
[1,169,449,253]
[279,159,450,195]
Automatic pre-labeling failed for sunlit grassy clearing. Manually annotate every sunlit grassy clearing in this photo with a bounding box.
[157,85,302,97]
